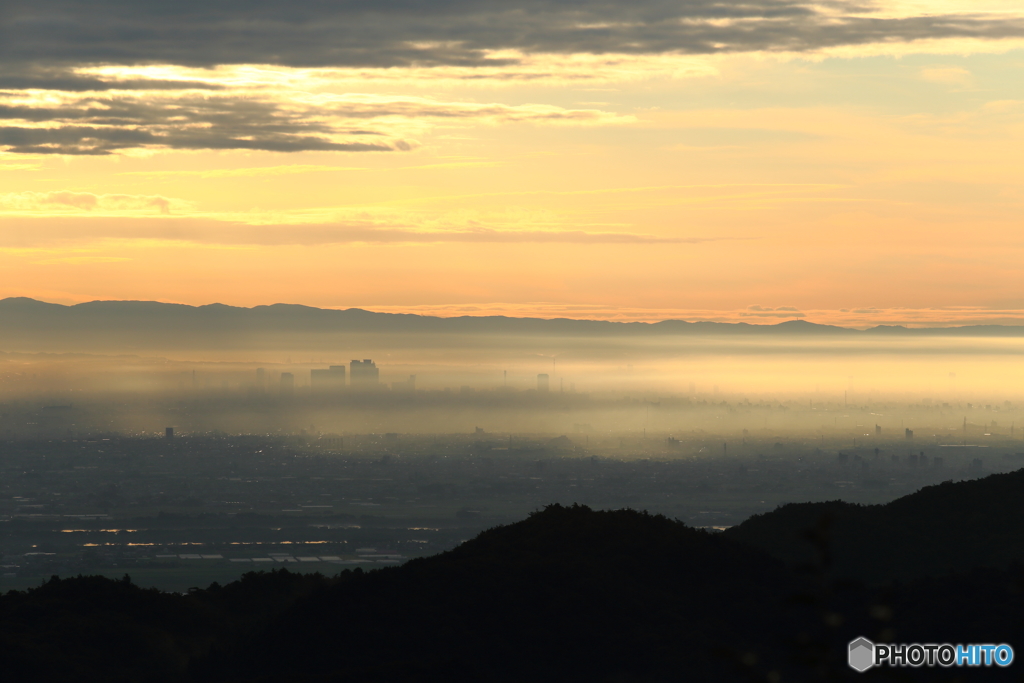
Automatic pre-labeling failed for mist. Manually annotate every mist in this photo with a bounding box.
[1,334,1022,440]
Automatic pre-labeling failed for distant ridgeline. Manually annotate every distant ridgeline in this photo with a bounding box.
[4,474,1024,681]
[1,296,1023,353]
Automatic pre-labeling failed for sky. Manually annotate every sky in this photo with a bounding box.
[2,1,1024,328]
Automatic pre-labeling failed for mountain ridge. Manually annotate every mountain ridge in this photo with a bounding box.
[2,296,1021,336]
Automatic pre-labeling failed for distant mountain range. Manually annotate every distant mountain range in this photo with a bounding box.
[1,297,1022,354]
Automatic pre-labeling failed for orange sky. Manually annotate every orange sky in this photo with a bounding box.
[3,2,1024,327]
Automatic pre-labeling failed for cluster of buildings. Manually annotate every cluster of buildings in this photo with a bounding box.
[265,359,416,396]
[263,360,560,397]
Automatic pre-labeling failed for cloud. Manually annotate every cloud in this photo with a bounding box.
[742,305,807,318]
[31,256,131,265]
[2,2,1017,157]
[0,91,629,154]
[0,1,1019,160]
[0,191,183,214]
[747,305,801,312]
[0,216,736,247]
[740,312,808,318]
[118,165,369,179]
[3,1,1023,70]
[0,65,225,92]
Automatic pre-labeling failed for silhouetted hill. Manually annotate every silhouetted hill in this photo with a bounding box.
[2,297,1022,353]
[724,468,1024,583]
[200,505,796,682]
[4,503,1024,682]
[1,507,802,683]
[0,570,337,683]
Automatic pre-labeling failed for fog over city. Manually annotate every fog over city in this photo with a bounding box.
[1,298,1022,436]
[5,298,1024,682]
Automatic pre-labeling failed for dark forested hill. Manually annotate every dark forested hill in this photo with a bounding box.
[723,468,1024,583]
[199,505,798,683]
[0,507,803,682]
[0,569,338,683]
[3,501,1024,682]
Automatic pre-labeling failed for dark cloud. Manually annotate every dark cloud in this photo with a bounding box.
[2,1,1022,70]
[0,66,224,92]
[4,1,1018,155]
[0,120,393,155]
[0,90,620,154]
[0,97,412,155]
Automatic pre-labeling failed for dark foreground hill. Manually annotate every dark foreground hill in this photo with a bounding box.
[3,503,1024,682]
[198,505,798,683]
[1,507,802,682]
[724,468,1024,583]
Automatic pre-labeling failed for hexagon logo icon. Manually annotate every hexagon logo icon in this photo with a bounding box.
[848,637,875,672]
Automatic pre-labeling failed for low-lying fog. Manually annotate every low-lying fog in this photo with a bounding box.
[1,334,1022,437]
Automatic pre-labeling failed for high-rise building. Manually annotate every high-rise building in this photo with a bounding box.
[350,359,379,387]
[537,373,549,392]
[311,365,346,393]
[165,427,174,439]
[280,372,295,396]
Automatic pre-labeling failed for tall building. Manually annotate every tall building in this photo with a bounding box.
[537,373,549,392]
[280,372,295,396]
[311,365,346,393]
[350,359,379,387]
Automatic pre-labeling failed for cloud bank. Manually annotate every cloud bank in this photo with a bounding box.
[0,216,728,246]
[4,1,1023,71]
[0,191,182,214]
[2,2,1021,155]
[0,91,627,155]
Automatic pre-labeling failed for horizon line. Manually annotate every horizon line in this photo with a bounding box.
[5,296,1024,331]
